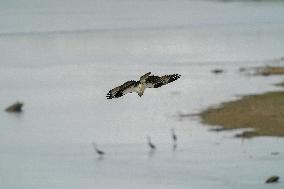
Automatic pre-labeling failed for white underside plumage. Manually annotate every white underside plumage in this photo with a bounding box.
[135,83,146,97]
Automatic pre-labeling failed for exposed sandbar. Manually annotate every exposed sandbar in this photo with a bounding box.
[200,92,284,138]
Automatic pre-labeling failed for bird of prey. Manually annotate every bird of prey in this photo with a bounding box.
[106,72,181,99]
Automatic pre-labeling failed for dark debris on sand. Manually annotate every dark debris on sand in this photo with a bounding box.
[265,176,280,184]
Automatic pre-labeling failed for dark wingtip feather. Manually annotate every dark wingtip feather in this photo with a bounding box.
[106,91,113,99]
[168,74,181,83]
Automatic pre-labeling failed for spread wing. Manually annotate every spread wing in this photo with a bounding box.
[144,75,162,88]
[106,80,138,99]
[160,74,181,85]
[144,74,181,88]
[139,72,151,82]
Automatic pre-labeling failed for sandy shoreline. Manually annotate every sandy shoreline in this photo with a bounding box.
[200,66,284,138]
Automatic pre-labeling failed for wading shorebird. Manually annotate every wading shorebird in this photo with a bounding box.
[106,72,181,99]
[171,128,178,150]
[92,142,105,156]
[147,136,156,150]
[171,128,177,143]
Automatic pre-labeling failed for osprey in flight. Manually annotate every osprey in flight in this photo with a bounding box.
[106,72,181,99]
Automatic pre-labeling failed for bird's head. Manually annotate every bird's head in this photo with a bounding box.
[138,93,143,97]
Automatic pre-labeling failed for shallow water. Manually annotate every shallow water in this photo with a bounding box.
[1,0,284,188]
[1,62,284,189]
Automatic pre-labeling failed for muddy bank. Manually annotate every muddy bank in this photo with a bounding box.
[256,66,284,76]
[200,91,284,138]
